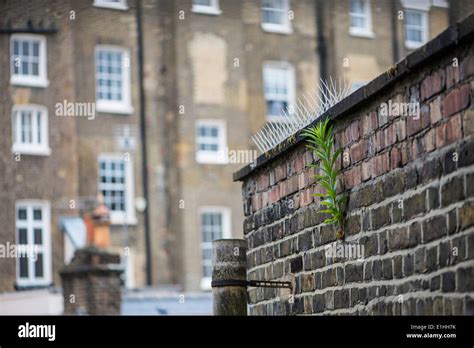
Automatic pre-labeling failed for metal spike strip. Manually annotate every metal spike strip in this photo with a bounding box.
[252,78,352,154]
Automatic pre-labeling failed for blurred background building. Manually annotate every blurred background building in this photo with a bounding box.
[0,0,469,313]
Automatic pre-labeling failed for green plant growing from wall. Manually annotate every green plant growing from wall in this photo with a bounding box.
[303,117,346,240]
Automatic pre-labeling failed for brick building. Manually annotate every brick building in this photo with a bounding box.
[0,0,458,305]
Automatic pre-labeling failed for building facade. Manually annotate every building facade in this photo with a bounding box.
[0,0,455,300]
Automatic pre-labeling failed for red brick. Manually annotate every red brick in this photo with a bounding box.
[292,193,301,210]
[306,167,316,186]
[400,142,409,165]
[444,114,463,145]
[293,156,304,173]
[335,149,343,170]
[301,187,313,206]
[424,128,436,153]
[350,120,361,143]
[372,153,390,177]
[407,106,430,136]
[257,173,269,192]
[362,111,378,136]
[412,137,425,159]
[384,124,397,147]
[394,118,407,141]
[436,114,462,148]
[343,166,362,189]
[463,109,474,136]
[446,63,460,88]
[268,185,280,204]
[430,97,442,124]
[344,127,351,147]
[280,175,299,198]
[261,191,269,207]
[335,131,343,148]
[303,150,314,167]
[275,164,287,182]
[442,84,470,117]
[460,54,474,80]
[361,160,372,181]
[252,193,262,212]
[390,146,402,170]
[298,172,306,190]
[371,131,385,153]
[350,139,368,163]
[342,149,351,168]
[421,69,445,100]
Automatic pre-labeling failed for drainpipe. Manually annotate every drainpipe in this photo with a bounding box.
[136,0,153,286]
[316,0,327,82]
[391,0,400,63]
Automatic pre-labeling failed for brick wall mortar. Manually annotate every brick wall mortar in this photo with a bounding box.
[247,163,474,275]
[239,30,474,315]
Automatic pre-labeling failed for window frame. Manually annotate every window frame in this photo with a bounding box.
[10,34,49,88]
[199,206,231,290]
[11,104,51,156]
[191,0,222,15]
[404,8,429,49]
[195,119,227,164]
[15,200,52,288]
[261,0,292,34]
[93,0,128,10]
[98,153,136,225]
[349,0,374,38]
[95,45,133,115]
[262,61,296,122]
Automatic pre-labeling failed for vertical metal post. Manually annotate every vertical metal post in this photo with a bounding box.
[211,239,248,316]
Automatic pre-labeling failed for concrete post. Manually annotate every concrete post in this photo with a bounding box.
[211,239,248,315]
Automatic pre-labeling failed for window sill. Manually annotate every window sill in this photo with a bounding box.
[110,215,137,226]
[191,6,222,15]
[261,23,293,35]
[15,280,52,289]
[93,2,128,10]
[196,153,228,165]
[405,40,425,50]
[12,145,51,156]
[349,27,375,39]
[96,102,134,115]
[11,76,49,88]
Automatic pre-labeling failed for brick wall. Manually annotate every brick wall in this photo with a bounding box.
[235,16,474,315]
[61,247,123,315]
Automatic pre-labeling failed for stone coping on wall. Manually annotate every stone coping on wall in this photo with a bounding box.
[234,13,474,182]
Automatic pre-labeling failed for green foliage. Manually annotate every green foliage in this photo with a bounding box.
[302,117,345,231]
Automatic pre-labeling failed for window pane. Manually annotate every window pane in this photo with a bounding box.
[407,11,422,25]
[19,255,29,278]
[32,62,39,76]
[194,0,212,6]
[34,253,44,278]
[33,42,39,57]
[36,112,42,144]
[34,229,43,245]
[13,40,19,55]
[33,208,42,221]
[22,41,29,55]
[18,228,28,244]
[18,208,27,220]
